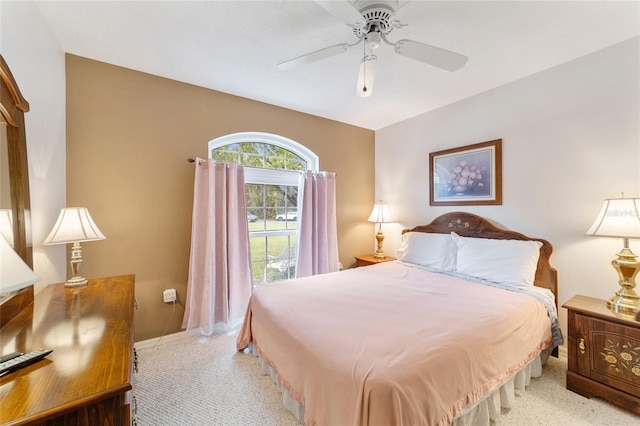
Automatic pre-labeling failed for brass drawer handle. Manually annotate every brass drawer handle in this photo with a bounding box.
[579,337,586,354]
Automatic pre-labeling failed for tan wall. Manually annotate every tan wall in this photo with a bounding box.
[65,55,375,342]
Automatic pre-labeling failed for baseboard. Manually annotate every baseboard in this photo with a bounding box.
[135,328,201,350]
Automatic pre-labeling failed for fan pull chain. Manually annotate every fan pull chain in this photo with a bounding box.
[362,39,368,93]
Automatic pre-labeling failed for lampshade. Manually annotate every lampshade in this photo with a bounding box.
[0,209,13,247]
[357,55,377,98]
[0,234,40,294]
[368,201,395,224]
[585,198,640,238]
[43,207,106,245]
[586,197,640,315]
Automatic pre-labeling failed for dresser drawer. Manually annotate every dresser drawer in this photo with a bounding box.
[575,313,640,397]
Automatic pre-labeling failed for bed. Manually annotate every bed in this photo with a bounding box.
[236,212,563,426]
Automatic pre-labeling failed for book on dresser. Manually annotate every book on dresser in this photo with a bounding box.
[0,274,136,426]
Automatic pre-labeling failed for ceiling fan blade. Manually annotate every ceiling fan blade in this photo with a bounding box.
[314,0,364,25]
[278,43,351,71]
[394,39,468,72]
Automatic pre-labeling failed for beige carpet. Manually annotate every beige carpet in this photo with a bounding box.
[134,333,639,425]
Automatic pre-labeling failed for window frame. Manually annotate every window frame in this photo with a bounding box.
[208,132,319,181]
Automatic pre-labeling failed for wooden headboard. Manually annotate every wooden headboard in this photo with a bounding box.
[403,212,558,304]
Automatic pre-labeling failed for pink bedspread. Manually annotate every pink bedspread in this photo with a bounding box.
[237,261,552,426]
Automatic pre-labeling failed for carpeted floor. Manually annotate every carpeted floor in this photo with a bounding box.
[134,333,640,425]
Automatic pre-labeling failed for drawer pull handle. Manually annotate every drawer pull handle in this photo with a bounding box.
[579,337,586,354]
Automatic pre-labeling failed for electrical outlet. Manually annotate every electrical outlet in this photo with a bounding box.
[163,288,176,303]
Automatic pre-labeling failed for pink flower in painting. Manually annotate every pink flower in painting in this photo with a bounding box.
[447,160,488,193]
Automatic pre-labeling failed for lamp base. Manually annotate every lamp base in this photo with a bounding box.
[373,229,385,258]
[65,276,88,288]
[607,246,640,315]
[606,288,640,315]
[65,241,88,287]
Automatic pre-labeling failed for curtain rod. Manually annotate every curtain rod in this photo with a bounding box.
[187,158,334,176]
[187,157,207,165]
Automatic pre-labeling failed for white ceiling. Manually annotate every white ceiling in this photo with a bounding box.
[36,0,640,131]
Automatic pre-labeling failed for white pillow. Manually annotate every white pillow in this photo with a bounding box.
[452,232,542,288]
[396,232,456,272]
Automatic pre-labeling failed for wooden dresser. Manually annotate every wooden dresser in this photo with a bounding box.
[0,275,136,425]
[563,294,640,414]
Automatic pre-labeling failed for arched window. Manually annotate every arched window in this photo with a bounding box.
[209,132,319,286]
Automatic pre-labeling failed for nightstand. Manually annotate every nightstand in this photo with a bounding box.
[563,295,640,415]
[354,254,396,267]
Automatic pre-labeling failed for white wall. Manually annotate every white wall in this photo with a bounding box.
[375,37,640,340]
[1,1,67,290]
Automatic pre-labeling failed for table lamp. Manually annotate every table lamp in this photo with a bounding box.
[368,200,395,258]
[0,234,40,294]
[43,207,106,287]
[586,196,640,314]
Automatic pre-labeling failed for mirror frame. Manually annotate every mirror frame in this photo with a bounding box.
[0,54,34,326]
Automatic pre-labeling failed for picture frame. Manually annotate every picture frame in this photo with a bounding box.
[429,139,502,206]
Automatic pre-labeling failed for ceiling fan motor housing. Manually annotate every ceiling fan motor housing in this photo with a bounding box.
[353,4,397,39]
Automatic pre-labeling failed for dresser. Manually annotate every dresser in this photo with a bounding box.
[0,275,136,425]
[563,294,640,414]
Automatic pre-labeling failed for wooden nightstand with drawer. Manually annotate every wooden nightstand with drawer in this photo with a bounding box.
[354,254,396,267]
[563,294,640,414]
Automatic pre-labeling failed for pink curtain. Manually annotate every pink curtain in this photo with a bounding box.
[296,171,339,277]
[182,160,252,335]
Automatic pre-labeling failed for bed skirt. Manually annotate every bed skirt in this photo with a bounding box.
[244,343,550,426]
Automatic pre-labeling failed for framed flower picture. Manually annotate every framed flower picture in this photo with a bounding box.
[429,139,502,206]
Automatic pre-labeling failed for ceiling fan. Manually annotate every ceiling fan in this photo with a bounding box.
[278,0,468,97]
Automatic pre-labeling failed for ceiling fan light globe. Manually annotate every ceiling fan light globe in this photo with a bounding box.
[365,32,381,50]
